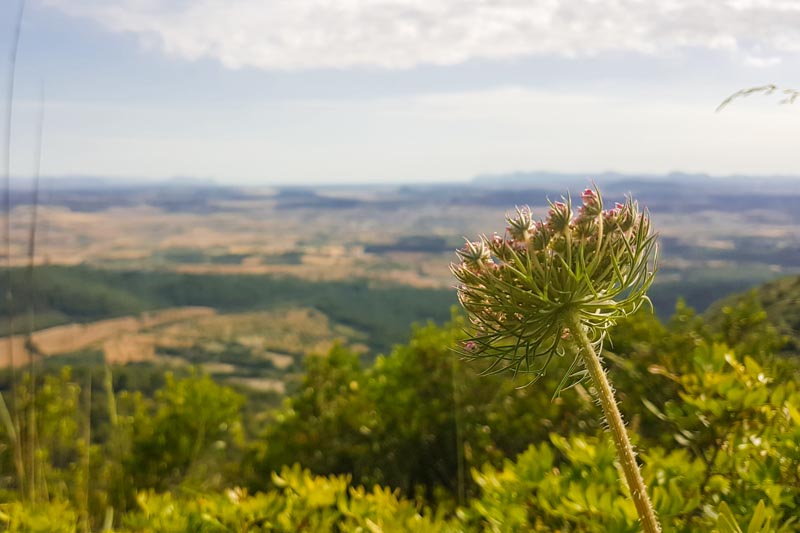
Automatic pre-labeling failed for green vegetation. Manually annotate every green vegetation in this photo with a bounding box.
[0,278,799,531]
[0,266,455,354]
[706,275,800,352]
[364,235,456,254]
[0,265,781,350]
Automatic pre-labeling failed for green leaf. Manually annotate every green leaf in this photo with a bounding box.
[641,398,667,421]
[746,500,770,533]
[716,501,743,533]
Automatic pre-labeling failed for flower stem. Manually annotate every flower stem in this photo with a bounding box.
[566,311,661,533]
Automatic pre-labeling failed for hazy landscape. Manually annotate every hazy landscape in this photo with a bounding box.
[3,1,800,529]
[2,172,799,400]
[3,172,800,530]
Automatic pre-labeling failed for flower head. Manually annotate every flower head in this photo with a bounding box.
[506,206,535,243]
[547,201,572,233]
[451,185,658,382]
[455,239,491,270]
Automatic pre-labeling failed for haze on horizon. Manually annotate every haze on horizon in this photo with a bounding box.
[2,0,799,185]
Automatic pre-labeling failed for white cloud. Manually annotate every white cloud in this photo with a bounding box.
[42,0,800,70]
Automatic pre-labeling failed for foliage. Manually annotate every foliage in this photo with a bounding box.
[0,371,245,529]
[122,465,457,532]
[249,317,600,502]
[706,276,800,353]
[644,343,800,529]
[1,281,800,530]
[125,372,244,492]
[0,500,78,532]
[716,84,800,112]
[0,368,82,500]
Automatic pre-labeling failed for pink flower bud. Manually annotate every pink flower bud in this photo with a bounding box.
[457,239,491,269]
[548,201,567,216]
[547,201,571,233]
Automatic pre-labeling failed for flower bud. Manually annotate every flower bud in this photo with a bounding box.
[463,340,479,353]
[532,224,552,250]
[489,234,513,261]
[456,240,491,270]
[547,201,572,233]
[506,206,535,243]
[616,201,636,232]
[579,186,603,217]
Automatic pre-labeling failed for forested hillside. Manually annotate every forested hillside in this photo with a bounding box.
[0,266,455,355]
[706,275,800,352]
[0,265,771,351]
[1,277,798,531]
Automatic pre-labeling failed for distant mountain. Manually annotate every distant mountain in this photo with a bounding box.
[5,182,260,213]
[472,171,800,195]
[472,170,668,186]
[10,175,218,191]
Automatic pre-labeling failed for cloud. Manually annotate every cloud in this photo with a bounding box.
[42,0,800,70]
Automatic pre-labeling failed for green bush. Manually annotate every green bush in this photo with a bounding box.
[1,289,799,531]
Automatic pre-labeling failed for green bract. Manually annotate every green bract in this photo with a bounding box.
[452,186,658,382]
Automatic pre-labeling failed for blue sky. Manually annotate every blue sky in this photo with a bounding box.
[2,0,800,185]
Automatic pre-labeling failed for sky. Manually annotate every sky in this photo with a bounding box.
[1,0,799,185]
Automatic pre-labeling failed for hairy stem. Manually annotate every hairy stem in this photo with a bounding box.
[566,311,661,533]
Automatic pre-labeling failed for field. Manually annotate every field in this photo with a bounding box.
[2,174,800,396]
[0,305,366,394]
[0,307,211,365]
[8,178,800,286]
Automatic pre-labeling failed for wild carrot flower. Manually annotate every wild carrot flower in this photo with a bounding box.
[451,185,661,532]
[451,186,656,382]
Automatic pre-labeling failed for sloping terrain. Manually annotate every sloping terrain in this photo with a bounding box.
[0,265,456,355]
[706,274,800,351]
